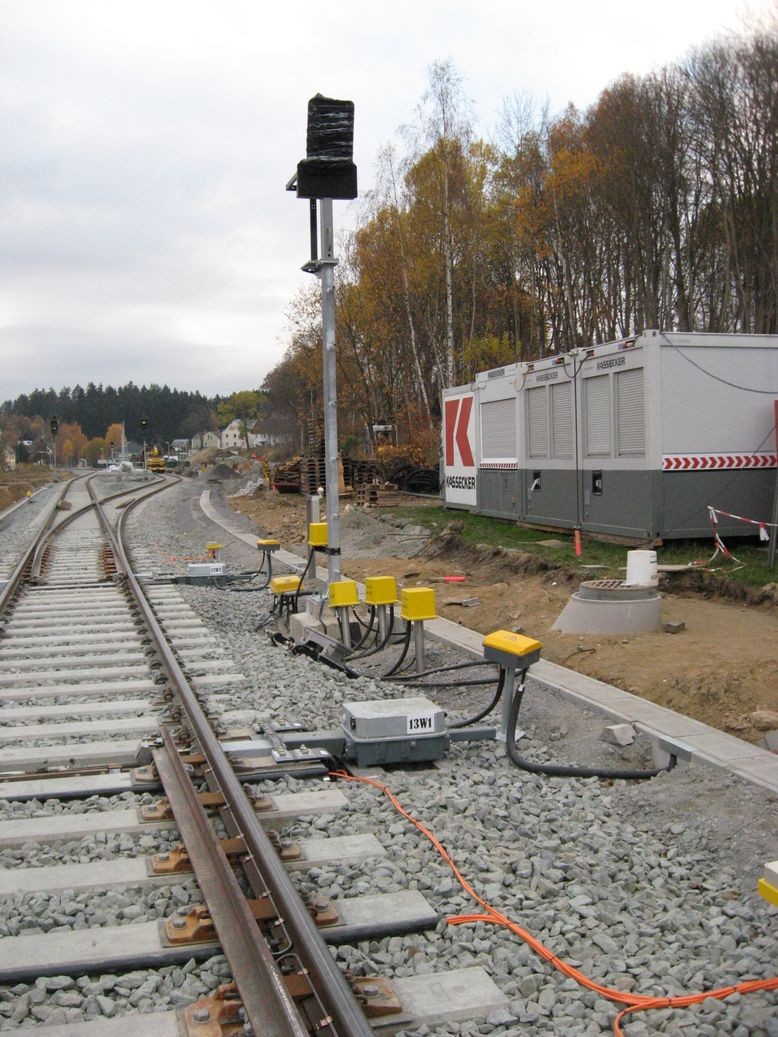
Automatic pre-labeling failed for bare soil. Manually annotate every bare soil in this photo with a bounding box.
[228,487,778,747]
[0,468,60,510]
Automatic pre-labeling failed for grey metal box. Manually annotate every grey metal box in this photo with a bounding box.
[341,697,445,740]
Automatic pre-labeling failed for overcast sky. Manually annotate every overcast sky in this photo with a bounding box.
[0,0,771,402]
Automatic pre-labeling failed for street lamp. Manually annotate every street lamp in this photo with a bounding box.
[287,94,357,587]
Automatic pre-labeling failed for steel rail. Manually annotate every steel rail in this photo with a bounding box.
[112,495,374,1037]
[85,474,177,578]
[155,726,306,1037]
[0,477,75,616]
[26,472,173,580]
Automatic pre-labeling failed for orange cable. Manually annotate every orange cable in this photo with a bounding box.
[329,770,778,1036]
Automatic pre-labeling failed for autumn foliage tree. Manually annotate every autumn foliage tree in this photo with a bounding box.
[263,26,777,450]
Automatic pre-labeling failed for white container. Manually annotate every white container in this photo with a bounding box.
[625,550,658,587]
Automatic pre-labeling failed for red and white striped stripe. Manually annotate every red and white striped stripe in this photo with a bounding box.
[663,453,777,471]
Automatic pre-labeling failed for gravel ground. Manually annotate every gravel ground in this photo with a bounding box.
[0,475,776,1035]
[0,486,61,579]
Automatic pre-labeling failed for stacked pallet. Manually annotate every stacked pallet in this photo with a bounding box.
[355,483,401,507]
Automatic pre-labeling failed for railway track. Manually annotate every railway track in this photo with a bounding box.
[0,475,505,1036]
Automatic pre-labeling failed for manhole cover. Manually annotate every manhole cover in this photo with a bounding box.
[578,579,658,602]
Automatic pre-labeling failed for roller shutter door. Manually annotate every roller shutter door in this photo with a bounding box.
[584,375,611,456]
[481,399,517,460]
[616,368,645,455]
[550,382,573,459]
[527,387,548,458]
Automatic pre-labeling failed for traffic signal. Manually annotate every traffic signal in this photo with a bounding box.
[140,415,149,432]
[50,415,58,435]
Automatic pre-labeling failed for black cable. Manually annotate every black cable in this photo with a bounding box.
[397,676,499,688]
[505,675,676,780]
[348,606,376,652]
[351,607,375,630]
[293,552,315,613]
[449,670,506,728]
[381,623,412,677]
[672,342,778,394]
[348,606,396,660]
[385,659,495,681]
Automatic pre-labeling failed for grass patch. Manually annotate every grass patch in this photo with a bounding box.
[390,504,778,591]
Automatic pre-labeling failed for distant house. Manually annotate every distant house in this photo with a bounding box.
[249,419,294,450]
[191,431,220,450]
[171,438,189,452]
[220,420,248,450]
[1,447,15,470]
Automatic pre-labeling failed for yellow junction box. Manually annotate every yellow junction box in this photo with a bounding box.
[270,575,301,596]
[483,630,542,668]
[328,579,360,609]
[364,576,399,606]
[257,538,280,551]
[758,878,778,908]
[308,522,328,548]
[758,861,778,907]
[400,587,437,622]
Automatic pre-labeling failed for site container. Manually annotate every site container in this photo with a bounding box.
[441,330,778,540]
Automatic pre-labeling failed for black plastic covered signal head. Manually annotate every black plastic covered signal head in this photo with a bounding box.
[140,415,149,431]
[296,94,357,200]
[50,415,58,435]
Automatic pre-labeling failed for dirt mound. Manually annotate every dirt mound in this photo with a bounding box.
[207,463,241,480]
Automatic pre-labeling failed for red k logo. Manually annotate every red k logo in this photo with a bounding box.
[444,396,475,467]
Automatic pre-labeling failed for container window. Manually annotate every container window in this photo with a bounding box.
[550,382,573,459]
[616,368,645,455]
[584,375,611,456]
[527,387,548,458]
[481,398,517,460]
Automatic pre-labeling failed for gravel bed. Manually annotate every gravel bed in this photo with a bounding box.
[0,486,61,578]
[0,477,775,1035]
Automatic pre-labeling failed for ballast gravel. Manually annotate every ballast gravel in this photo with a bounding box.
[0,474,775,1036]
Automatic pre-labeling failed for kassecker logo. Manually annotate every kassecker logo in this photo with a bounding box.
[444,396,474,467]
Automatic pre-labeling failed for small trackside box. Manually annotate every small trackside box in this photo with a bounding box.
[342,697,446,739]
[483,630,542,668]
[328,579,360,608]
[400,587,437,621]
[758,861,778,908]
[364,575,399,606]
[187,563,226,578]
[341,696,449,766]
[257,538,280,551]
[308,522,328,548]
[270,575,302,595]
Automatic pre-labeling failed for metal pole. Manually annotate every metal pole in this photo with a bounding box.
[413,620,426,674]
[498,663,516,742]
[318,198,340,586]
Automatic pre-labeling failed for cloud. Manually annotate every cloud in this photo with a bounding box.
[0,0,766,402]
